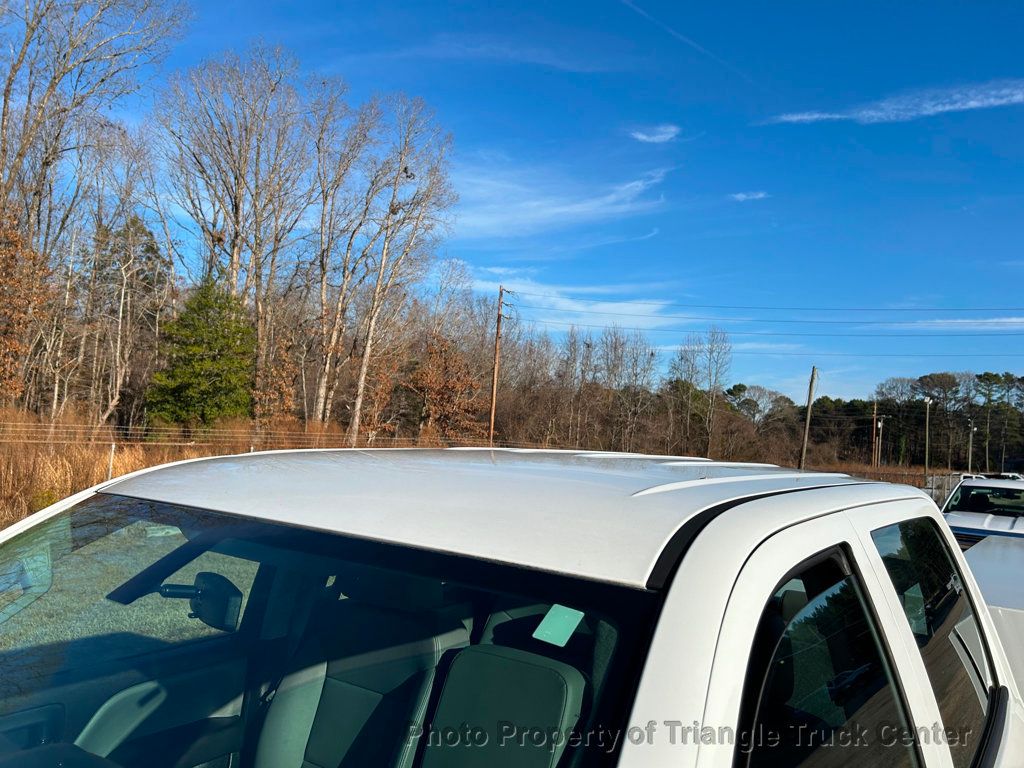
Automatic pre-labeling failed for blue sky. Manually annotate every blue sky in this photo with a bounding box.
[156,1,1024,399]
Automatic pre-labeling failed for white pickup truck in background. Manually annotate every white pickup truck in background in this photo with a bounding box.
[942,478,1024,550]
[941,477,1024,713]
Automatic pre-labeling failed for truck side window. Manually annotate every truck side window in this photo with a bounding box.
[871,518,993,768]
[737,552,917,768]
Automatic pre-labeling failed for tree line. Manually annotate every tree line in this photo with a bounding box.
[0,1,1020,469]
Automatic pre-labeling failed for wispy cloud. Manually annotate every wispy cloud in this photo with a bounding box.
[471,274,693,331]
[731,342,804,352]
[750,366,868,402]
[454,160,669,239]
[630,124,680,143]
[880,316,1024,331]
[653,341,804,356]
[730,191,770,202]
[768,79,1024,125]
[490,228,662,263]
[351,34,625,73]
[618,0,756,85]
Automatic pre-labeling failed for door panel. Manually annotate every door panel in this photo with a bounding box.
[0,704,64,752]
[848,501,1024,768]
[0,636,250,767]
[699,512,950,768]
[111,716,242,768]
[0,495,266,767]
[78,658,245,762]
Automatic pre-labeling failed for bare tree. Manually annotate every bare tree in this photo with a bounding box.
[89,127,168,424]
[306,86,380,423]
[594,327,656,451]
[557,327,596,448]
[157,46,312,422]
[0,0,184,226]
[698,327,731,457]
[669,338,701,454]
[345,96,454,446]
[158,45,300,294]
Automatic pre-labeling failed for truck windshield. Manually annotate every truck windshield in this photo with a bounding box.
[947,485,1024,517]
[0,493,661,767]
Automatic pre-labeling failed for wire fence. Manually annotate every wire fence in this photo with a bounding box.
[0,420,963,502]
[823,465,961,503]
[0,422,547,450]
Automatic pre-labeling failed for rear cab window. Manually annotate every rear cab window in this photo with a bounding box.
[871,517,996,768]
[946,485,1024,517]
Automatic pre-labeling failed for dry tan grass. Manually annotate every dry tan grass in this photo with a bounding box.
[0,441,211,527]
[0,453,932,530]
[811,461,929,488]
[0,407,366,527]
[0,409,939,531]
[0,409,486,528]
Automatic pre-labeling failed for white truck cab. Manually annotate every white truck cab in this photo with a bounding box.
[941,477,1024,549]
[0,449,1019,768]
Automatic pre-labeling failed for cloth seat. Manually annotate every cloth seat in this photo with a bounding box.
[253,565,469,768]
[420,644,585,768]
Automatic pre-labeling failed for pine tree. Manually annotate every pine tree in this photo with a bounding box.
[146,280,255,426]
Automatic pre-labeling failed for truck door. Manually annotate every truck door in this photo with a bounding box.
[850,500,1024,768]
[700,510,953,768]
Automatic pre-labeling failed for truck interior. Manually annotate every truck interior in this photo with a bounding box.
[0,493,661,768]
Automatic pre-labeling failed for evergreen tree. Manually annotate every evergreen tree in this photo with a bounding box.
[146,281,255,426]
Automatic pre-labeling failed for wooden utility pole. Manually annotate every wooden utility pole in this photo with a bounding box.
[799,366,818,470]
[488,285,506,447]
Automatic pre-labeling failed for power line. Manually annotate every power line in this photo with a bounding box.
[519,318,1024,344]
[510,321,1024,358]
[515,303,1024,328]
[512,291,1024,313]
[678,350,1024,358]
[515,316,1024,338]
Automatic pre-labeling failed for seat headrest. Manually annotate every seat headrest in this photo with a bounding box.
[965,492,992,512]
[334,562,446,611]
[780,588,808,623]
[423,645,585,768]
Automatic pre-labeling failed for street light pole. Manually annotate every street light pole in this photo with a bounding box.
[877,417,885,467]
[968,418,976,474]
[924,396,932,490]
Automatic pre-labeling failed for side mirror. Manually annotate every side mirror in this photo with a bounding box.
[159,572,242,633]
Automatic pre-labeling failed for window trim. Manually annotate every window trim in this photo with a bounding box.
[646,484,870,589]
[974,685,1009,768]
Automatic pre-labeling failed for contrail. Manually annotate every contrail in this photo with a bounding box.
[619,0,757,86]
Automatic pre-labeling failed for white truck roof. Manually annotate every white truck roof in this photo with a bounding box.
[957,478,1024,491]
[100,448,905,588]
